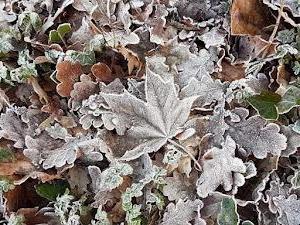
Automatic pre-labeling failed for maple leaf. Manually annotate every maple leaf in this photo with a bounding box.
[101,69,196,160]
[225,108,287,159]
[197,136,247,198]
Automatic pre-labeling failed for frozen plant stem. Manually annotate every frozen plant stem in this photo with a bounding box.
[167,139,202,171]
[27,76,49,104]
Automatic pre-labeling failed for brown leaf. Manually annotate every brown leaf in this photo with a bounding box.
[56,61,83,97]
[0,152,35,176]
[71,74,98,101]
[217,60,245,81]
[4,179,46,212]
[231,0,272,36]
[116,45,142,75]
[91,63,114,83]
[17,208,53,225]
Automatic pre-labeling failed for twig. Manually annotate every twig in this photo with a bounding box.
[168,139,202,171]
[260,0,285,59]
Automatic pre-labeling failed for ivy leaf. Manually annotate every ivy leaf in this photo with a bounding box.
[36,181,69,201]
[100,69,196,160]
[197,136,246,198]
[65,50,96,66]
[98,162,133,191]
[246,91,281,120]
[217,197,240,225]
[277,86,300,114]
[17,12,42,35]
[49,23,72,43]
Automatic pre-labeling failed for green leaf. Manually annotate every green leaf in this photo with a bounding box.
[36,181,69,201]
[217,197,239,225]
[0,148,14,162]
[48,23,72,43]
[65,50,96,66]
[246,91,281,120]
[293,61,300,76]
[18,12,42,35]
[0,177,14,192]
[277,86,300,114]
[10,63,38,83]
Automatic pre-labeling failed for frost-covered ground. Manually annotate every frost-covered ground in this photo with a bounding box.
[0,0,300,224]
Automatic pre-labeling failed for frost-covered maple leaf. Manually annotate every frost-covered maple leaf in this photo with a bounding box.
[226,108,287,159]
[197,136,247,198]
[101,69,197,160]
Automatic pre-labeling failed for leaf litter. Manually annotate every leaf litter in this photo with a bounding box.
[0,0,300,224]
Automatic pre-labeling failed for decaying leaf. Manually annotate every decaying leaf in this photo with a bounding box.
[91,62,113,83]
[24,135,106,169]
[231,0,272,35]
[180,75,225,109]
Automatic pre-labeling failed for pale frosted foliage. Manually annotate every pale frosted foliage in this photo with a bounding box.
[280,125,300,157]
[273,194,300,225]
[98,162,133,191]
[0,108,27,148]
[177,49,216,87]
[101,69,196,160]
[79,79,124,130]
[265,178,290,214]
[199,28,226,48]
[162,172,196,201]
[197,136,246,198]
[263,0,300,17]
[45,123,70,140]
[226,108,287,159]
[79,94,108,130]
[180,75,225,108]
[24,135,105,169]
[160,199,203,225]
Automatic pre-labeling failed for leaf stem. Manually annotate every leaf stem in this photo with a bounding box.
[167,139,202,171]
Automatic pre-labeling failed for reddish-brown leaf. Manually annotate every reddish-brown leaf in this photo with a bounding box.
[56,61,83,97]
[91,62,114,83]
